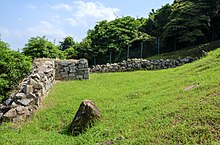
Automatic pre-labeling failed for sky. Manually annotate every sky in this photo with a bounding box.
[0,0,173,50]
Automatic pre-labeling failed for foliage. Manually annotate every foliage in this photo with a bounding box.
[64,47,78,59]
[0,40,32,101]
[162,1,209,50]
[139,0,220,52]
[77,37,93,60]
[55,0,220,63]
[59,36,76,51]
[142,4,172,38]
[0,47,220,144]
[0,39,10,51]
[23,36,64,59]
[81,16,153,63]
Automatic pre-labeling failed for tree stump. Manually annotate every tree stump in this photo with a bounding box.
[69,100,101,135]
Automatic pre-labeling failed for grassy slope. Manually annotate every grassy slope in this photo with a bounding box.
[147,40,220,60]
[0,48,220,145]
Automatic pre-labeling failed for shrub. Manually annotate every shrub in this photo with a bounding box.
[0,40,32,101]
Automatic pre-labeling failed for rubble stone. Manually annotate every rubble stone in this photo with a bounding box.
[0,58,89,124]
[69,100,101,135]
[90,57,197,73]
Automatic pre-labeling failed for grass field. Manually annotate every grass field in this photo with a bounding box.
[0,48,220,144]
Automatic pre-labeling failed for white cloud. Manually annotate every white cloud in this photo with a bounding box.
[51,3,72,11]
[26,21,67,38]
[73,1,119,21]
[49,1,119,27]
[17,18,25,22]
[26,4,38,10]
[65,18,78,26]
[1,1,120,50]
[0,21,69,49]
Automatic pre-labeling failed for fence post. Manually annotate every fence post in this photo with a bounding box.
[93,57,96,66]
[127,46,130,60]
[109,51,112,63]
[141,42,143,58]
[157,37,160,54]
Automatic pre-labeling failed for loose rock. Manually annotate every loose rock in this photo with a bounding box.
[17,99,33,106]
[69,100,101,135]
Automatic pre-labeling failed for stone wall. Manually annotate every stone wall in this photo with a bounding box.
[0,59,55,122]
[0,58,89,123]
[55,59,89,80]
[90,57,196,73]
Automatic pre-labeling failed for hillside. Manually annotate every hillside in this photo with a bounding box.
[0,48,220,144]
[147,40,220,60]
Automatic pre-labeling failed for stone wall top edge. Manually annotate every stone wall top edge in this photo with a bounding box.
[33,58,87,62]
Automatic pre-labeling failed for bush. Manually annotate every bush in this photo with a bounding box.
[0,41,32,101]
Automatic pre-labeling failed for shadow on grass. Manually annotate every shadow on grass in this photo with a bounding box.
[58,123,86,136]
[58,123,72,136]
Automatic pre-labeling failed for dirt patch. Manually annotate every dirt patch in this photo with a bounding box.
[184,84,199,91]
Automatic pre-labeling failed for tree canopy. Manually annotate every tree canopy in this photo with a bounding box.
[23,36,64,59]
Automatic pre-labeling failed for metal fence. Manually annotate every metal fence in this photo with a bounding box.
[89,40,159,65]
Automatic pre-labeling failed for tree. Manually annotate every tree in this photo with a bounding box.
[162,1,209,51]
[0,40,32,101]
[64,47,78,59]
[141,4,172,38]
[85,16,153,62]
[0,38,10,51]
[59,36,76,51]
[23,36,64,59]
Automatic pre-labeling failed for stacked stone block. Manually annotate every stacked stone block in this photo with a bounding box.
[0,58,89,124]
[55,59,89,80]
[90,57,196,73]
[0,59,55,123]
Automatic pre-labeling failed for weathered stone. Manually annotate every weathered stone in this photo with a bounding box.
[61,71,68,75]
[0,58,90,124]
[2,108,17,120]
[64,67,70,72]
[17,98,33,106]
[0,113,3,119]
[69,68,76,73]
[15,93,26,99]
[16,106,29,115]
[5,98,13,106]
[27,92,36,99]
[11,102,18,108]
[61,75,69,79]
[45,82,52,92]
[16,106,24,113]
[29,78,37,85]
[89,57,196,73]
[60,61,70,66]
[35,97,40,106]
[44,68,54,74]
[33,82,43,90]
[83,74,89,79]
[76,75,83,79]
[23,85,33,95]
[69,100,101,135]
[31,73,41,80]
[42,75,48,82]
[0,104,6,111]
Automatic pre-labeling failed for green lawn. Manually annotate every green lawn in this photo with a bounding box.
[0,48,220,145]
